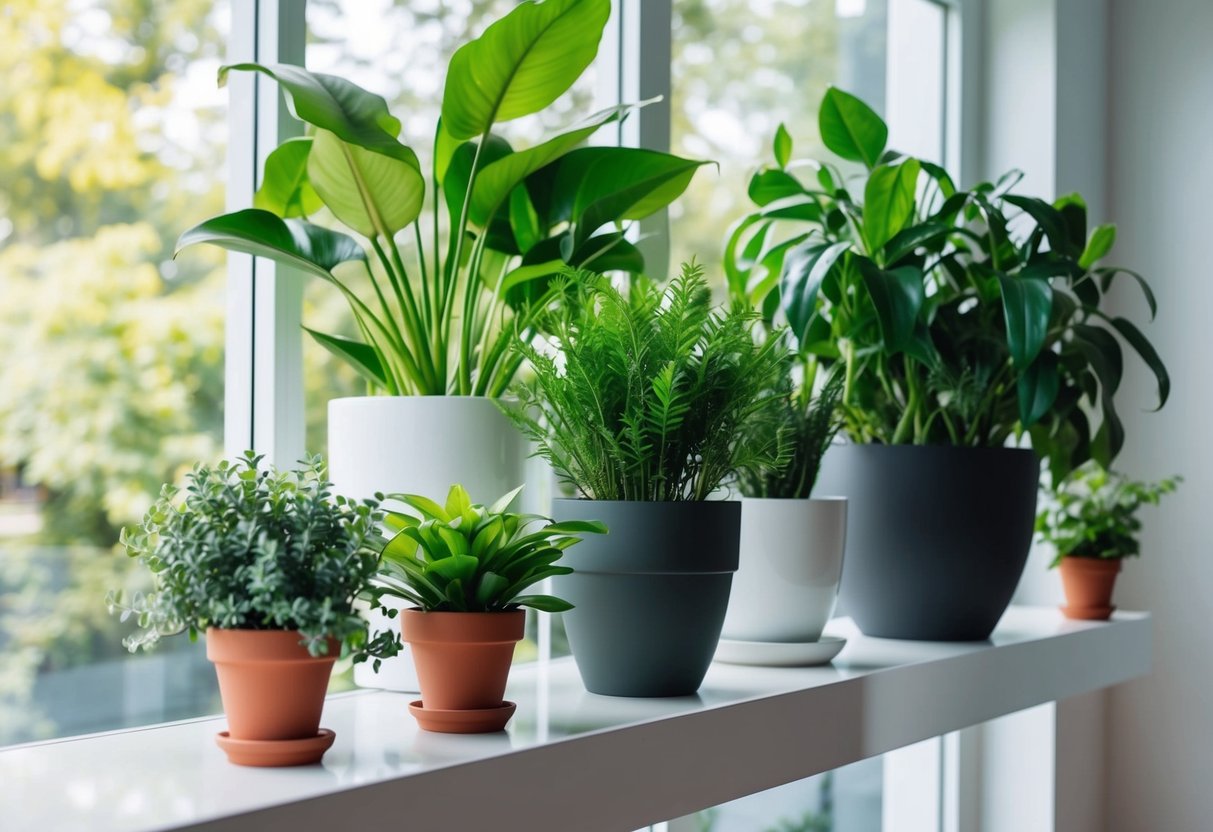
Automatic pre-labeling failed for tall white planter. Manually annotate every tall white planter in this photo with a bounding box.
[722,497,848,643]
[328,396,525,691]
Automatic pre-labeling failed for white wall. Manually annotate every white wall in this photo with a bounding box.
[1104,0,1213,829]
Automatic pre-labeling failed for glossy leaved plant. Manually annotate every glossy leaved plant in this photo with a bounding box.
[176,0,707,397]
[374,485,606,613]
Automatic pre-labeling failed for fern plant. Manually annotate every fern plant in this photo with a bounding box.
[506,263,790,501]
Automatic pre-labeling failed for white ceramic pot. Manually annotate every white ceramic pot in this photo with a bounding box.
[328,396,526,691]
[721,497,848,643]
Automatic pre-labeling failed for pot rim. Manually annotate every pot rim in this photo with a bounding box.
[739,495,848,504]
[205,628,339,662]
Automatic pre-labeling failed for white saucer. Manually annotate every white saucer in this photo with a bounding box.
[714,636,847,667]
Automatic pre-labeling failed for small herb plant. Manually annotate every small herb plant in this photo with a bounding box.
[1036,462,1181,566]
[507,262,790,501]
[738,367,844,499]
[107,452,398,663]
[374,484,606,613]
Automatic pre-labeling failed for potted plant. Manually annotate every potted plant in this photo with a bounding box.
[1036,463,1180,620]
[106,452,397,766]
[372,484,604,732]
[506,263,789,696]
[174,0,707,689]
[723,88,1169,640]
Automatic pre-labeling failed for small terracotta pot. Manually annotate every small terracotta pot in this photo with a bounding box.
[401,609,524,712]
[206,628,337,741]
[1058,557,1122,620]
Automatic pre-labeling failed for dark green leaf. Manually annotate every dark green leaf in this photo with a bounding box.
[303,328,386,388]
[780,240,850,344]
[864,159,921,253]
[997,275,1053,368]
[856,259,925,352]
[1018,351,1059,426]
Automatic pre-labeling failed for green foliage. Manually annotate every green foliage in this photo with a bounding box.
[374,484,605,613]
[723,89,1169,481]
[739,368,844,500]
[1036,463,1181,566]
[176,0,708,397]
[106,452,398,663]
[506,262,790,501]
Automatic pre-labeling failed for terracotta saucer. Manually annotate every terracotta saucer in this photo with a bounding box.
[408,700,516,734]
[215,728,336,767]
[1060,604,1115,621]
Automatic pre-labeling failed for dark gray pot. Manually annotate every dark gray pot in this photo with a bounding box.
[816,444,1039,641]
[550,499,740,697]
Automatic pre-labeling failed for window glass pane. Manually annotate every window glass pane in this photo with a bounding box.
[886,0,946,161]
[0,0,229,746]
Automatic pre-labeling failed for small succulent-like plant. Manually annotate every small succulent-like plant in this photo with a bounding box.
[1036,462,1181,566]
[374,485,606,613]
[107,452,399,664]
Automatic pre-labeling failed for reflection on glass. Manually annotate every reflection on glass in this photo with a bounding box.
[0,1,229,746]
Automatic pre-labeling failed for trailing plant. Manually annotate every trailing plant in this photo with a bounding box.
[175,0,707,397]
[506,262,790,501]
[1036,462,1181,566]
[737,366,844,499]
[106,452,399,664]
[724,87,1169,482]
[373,484,606,613]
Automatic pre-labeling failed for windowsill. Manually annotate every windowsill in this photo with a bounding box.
[0,606,1150,832]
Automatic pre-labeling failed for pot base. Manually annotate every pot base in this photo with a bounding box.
[714,636,847,668]
[408,700,516,734]
[1061,604,1115,621]
[215,728,335,767]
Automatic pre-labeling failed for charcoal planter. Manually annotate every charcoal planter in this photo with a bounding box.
[816,444,1039,641]
[551,499,740,697]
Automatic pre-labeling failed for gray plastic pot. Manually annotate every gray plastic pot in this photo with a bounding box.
[816,443,1039,641]
[551,499,740,697]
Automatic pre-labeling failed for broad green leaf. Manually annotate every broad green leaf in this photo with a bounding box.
[1091,379,1126,468]
[384,511,420,532]
[780,240,850,345]
[509,185,543,252]
[434,118,461,184]
[221,63,407,160]
[500,259,568,295]
[471,517,505,559]
[475,571,510,607]
[175,209,366,281]
[883,222,953,265]
[819,86,888,169]
[254,137,322,217]
[1106,315,1170,409]
[1070,324,1124,396]
[856,259,925,353]
[489,485,525,514]
[303,327,386,388]
[1017,351,1059,426]
[1079,224,1117,270]
[997,275,1053,368]
[572,149,710,245]
[441,0,611,140]
[308,128,425,238]
[748,168,807,206]
[444,484,474,521]
[427,554,479,582]
[387,493,451,522]
[444,133,514,232]
[513,594,574,613]
[1004,195,1075,257]
[864,159,921,253]
[759,196,822,222]
[539,519,608,535]
[1095,267,1157,319]
[773,123,793,168]
[468,102,636,226]
[381,528,419,562]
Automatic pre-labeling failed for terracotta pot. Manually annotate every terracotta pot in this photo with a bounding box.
[401,609,524,712]
[1059,557,1122,620]
[206,629,337,741]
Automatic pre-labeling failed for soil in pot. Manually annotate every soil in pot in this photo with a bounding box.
[205,629,338,766]
[1059,557,1122,620]
[402,609,525,733]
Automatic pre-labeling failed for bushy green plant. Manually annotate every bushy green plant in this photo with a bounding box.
[106,452,398,663]
[374,484,605,613]
[175,0,707,397]
[1036,462,1181,566]
[506,262,790,501]
[738,367,844,499]
[724,88,1168,482]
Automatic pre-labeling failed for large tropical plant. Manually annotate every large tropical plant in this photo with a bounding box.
[724,87,1168,482]
[175,0,707,396]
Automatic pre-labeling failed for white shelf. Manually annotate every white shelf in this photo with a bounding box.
[0,607,1150,832]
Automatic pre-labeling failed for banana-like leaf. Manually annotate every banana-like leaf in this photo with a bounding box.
[864,159,920,253]
[819,86,888,169]
[254,137,322,218]
[221,63,408,160]
[468,102,640,227]
[856,259,925,353]
[997,274,1052,368]
[308,128,425,239]
[303,327,386,388]
[441,0,611,140]
[175,209,366,281]
[571,149,711,245]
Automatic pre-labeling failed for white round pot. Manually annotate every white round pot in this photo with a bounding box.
[328,396,525,691]
[721,497,848,643]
